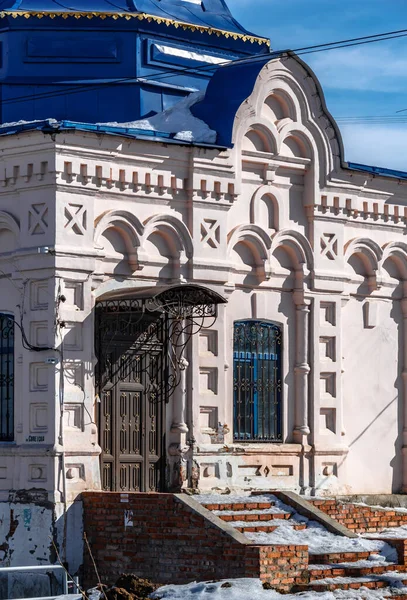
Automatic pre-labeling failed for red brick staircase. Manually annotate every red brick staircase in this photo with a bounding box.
[202,498,306,533]
[201,496,407,597]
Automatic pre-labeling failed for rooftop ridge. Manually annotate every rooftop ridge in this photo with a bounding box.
[0,9,270,46]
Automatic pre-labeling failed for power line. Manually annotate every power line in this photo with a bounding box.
[0,25,407,108]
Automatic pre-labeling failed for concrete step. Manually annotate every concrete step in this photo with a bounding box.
[201,501,274,512]
[217,511,291,523]
[309,550,380,564]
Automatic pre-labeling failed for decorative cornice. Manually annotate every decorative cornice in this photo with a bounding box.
[0,10,271,46]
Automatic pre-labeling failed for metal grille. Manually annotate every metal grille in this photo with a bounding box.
[0,314,14,442]
[233,320,282,442]
[95,310,166,492]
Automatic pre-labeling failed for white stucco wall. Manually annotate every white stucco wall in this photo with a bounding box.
[342,297,402,494]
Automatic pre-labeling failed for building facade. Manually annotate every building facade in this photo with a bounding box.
[0,38,407,575]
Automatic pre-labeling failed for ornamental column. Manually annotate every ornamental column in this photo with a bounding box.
[293,296,311,444]
[170,331,189,434]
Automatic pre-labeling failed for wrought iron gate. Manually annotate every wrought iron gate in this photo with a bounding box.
[96,311,167,492]
[95,284,227,492]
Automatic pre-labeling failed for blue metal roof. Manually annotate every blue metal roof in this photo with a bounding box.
[347,162,407,181]
[192,53,282,146]
[0,118,227,147]
[0,0,260,37]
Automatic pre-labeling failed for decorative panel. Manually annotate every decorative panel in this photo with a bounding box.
[63,281,84,310]
[199,330,218,356]
[29,464,47,482]
[199,367,218,395]
[320,372,336,398]
[30,280,49,310]
[30,363,49,392]
[30,321,49,347]
[62,322,83,351]
[29,403,48,433]
[320,408,336,434]
[319,337,336,361]
[320,302,336,326]
[199,406,218,430]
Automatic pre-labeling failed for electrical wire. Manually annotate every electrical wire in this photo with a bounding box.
[0,25,406,107]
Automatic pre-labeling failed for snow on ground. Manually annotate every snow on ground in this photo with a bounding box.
[364,524,407,539]
[309,557,395,569]
[149,578,407,600]
[347,502,407,514]
[244,518,395,559]
[194,492,275,505]
[194,493,397,559]
[98,92,217,143]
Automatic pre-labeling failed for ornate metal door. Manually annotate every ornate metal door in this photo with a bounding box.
[96,311,166,492]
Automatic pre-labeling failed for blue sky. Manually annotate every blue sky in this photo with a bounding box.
[228,0,407,171]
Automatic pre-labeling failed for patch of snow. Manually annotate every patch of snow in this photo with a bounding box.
[0,118,58,128]
[309,557,396,570]
[212,506,290,516]
[195,492,273,504]
[363,524,407,539]
[149,578,404,599]
[229,519,283,528]
[98,92,217,144]
[244,518,396,559]
[348,501,407,514]
[154,44,229,65]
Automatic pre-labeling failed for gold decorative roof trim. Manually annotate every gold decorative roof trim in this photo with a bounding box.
[0,10,271,45]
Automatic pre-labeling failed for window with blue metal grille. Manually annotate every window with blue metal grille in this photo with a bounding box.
[233,320,282,442]
[0,314,14,442]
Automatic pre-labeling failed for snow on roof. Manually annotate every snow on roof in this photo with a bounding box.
[97,91,217,144]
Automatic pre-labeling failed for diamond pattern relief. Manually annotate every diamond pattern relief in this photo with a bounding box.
[28,204,48,235]
[201,218,220,249]
[64,204,87,235]
[320,233,338,260]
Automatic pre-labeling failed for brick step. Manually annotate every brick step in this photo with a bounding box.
[235,522,306,534]
[309,551,380,564]
[217,511,291,523]
[294,579,400,593]
[236,524,279,533]
[201,501,274,512]
[309,563,404,581]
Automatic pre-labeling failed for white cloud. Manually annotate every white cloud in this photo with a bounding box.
[307,45,407,92]
[339,123,407,170]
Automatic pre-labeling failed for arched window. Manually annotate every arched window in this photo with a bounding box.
[233,320,282,442]
[0,314,14,441]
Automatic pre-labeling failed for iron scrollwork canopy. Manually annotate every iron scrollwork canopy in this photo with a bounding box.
[96,284,227,400]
